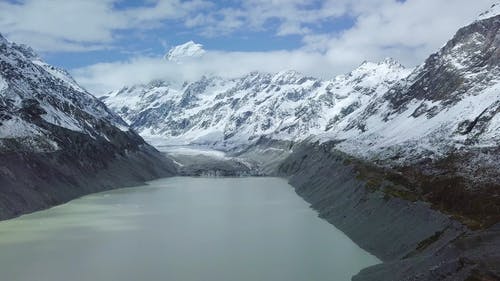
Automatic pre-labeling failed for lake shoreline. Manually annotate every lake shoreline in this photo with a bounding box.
[1,143,498,281]
[0,145,176,221]
[277,141,500,281]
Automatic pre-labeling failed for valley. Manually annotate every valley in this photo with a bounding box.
[0,2,499,281]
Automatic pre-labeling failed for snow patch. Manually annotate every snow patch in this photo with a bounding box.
[0,117,42,138]
[159,145,228,159]
[0,75,7,92]
[40,104,84,132]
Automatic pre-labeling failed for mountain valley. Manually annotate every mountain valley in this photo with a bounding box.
[0,3,499,281]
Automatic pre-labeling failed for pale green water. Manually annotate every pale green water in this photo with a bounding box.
[0,177,379,281]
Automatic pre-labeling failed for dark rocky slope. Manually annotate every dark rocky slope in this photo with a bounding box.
[0,35,176,220]
[277,141,499,281]
[0,129,176,220]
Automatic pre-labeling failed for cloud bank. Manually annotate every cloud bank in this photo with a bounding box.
[0,0,211,52]
[0,0,494,95]
[73,50,330,94]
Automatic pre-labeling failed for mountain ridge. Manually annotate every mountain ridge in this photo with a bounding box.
[103,12,499,172]
[103,57,411,149]
[0,32,176,220]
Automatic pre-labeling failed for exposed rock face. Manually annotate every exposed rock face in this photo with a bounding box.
[328,14,500,165]
[0,34,177,220]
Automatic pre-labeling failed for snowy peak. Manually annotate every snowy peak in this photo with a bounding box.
[386,9,500,107]
[354,58,407,75]
[0,36,131,152]
[271,70,314,85]
[337,58,411,89]
[164,41,206,62]
[478,2,500,21]
[0,35,39,61]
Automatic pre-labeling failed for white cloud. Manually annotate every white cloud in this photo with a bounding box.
[72,50,329,95]
[1,0,492,53]
[72,0,496,95]
[0,0,211,51]
[185,0,350,37]
[182,0,492,64]
[317,0,493,67]
[1,0,120,51]
[1,0,496,94]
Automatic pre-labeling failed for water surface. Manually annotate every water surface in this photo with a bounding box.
[0,177,379,281]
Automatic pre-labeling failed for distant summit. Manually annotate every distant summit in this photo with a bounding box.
[164,41,206,62]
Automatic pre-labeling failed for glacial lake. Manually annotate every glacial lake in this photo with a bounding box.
[0,177,379,281]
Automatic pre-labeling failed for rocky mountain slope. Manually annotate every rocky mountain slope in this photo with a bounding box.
[0,34,176,220]
[276,9,500,281]
[324,11,500,164]
[278,141,499,281]
[330,10,500,223]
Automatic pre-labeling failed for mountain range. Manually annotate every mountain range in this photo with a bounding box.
[103,10,499,173]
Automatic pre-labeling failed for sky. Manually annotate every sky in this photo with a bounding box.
[0,0,496,95]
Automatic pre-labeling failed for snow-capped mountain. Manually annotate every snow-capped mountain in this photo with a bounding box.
[323,10,500,165]
[0,35,130,152]
[0,33,174,219]
[104,8,499,171]
[164,41,206,62]
[103,59,410,149]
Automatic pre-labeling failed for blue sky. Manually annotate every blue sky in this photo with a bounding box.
[43,25,311,69]
[0,0,494,94]
[37,0,355,69]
